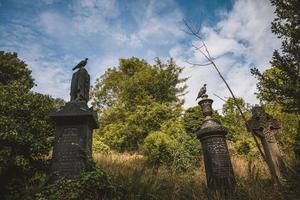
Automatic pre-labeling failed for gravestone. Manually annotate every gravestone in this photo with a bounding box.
[49,59,98,180]
[197,95,235,191]
[247,106,287,184]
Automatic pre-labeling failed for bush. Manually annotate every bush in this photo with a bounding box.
[143,131,176,166]
[35,167,121,200]
[234,140,251,155]
[96,102,181,152]
[93,136,111,154]
[142,120,201,172]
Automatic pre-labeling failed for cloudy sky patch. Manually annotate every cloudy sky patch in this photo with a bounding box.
[0,0,280,110]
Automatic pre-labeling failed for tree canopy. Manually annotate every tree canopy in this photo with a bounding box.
[91,57,187,113]
[251,0,300,114]
[0,51,63,199]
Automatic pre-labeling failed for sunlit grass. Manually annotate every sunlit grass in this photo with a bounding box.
[94,152,300,200]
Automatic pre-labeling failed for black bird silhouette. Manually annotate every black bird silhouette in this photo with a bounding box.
[196,84,207,100]
[72,58,88,71]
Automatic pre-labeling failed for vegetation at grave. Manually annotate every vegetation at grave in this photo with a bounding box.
[93,152,300,200]
[142,120,201,172]
[35,166,121,200]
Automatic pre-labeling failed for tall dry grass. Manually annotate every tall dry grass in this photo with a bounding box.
[94,152,300,200]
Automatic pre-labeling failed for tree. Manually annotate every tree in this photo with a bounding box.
[91,57,187,113]
[0,51,61,199]
[182,105,221,136]
[221,97,257,155]
[182,106,204,136]
[251,0,300,157]
[251,0,299,113]
[0,51,34,90]
[91,57,187,151]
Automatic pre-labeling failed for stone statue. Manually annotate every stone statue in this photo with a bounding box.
[70,58,90,102]
[196,84,207,101]
[49,57,98,181]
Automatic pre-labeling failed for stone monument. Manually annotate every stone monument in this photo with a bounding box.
[49,58,99,180]
[247,106,287,184]
[197,94,235,191]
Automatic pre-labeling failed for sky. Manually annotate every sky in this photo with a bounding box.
[0,0,281,111]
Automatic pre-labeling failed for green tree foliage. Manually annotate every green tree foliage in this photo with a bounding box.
[221,97,257,155]
[91,57,186,151]
[142,120,201,172]
[251,0,300,113]
[91,57,187,112]
[182,106,204,135]
[0,51,61,199]
[183,105,221,136]
[0,51,34,90]
[251,0,300,157]
[97,102,181,151]
[264,104,299,155]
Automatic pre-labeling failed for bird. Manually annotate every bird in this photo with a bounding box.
[72,58,88,71]
[196,84,207,101]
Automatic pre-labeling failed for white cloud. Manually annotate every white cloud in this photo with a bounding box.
[38,12,70,37]
[124,0,184,47]
[177,0,281,111]
[1,0,280,111]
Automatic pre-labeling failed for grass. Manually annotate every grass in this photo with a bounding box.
[94,152,300,200]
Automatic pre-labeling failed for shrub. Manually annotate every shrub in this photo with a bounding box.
[35,167,121,200]
[143,131,176,166]
[93,136,111,154]
[96,102,181,152]
[142,120,201,172]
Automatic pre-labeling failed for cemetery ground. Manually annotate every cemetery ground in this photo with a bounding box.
[92,151,300,200]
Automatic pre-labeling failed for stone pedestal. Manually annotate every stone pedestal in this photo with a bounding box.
[49,101,99,180]
[197,96,235,191]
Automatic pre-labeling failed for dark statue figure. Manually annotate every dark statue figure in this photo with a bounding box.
[70,58,90,102]
[49,58,98,181]
[196,84,207,101]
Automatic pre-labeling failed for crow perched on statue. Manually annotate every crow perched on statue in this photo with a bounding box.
[196,84,207,100]
[72,58,88,71]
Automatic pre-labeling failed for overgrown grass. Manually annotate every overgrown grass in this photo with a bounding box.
[94,152,300,200]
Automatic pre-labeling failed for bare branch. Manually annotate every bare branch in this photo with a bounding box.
[185,59,212,67]
[183,20,267,163]
[213,93,227,102]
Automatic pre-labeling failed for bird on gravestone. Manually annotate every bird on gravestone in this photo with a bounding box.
[196,84,207,101]
[72,58,88,71]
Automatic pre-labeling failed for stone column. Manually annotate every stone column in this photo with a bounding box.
[49,101,99,180]
[247,106,287,184]
[197,95,235,191]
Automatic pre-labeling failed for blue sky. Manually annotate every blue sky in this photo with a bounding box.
[0,0,280,110]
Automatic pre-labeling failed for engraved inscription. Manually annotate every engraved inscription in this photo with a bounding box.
[53,127,81,177]
[202,137,231,178]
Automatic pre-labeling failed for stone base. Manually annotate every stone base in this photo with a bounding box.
[49,101,99,180]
